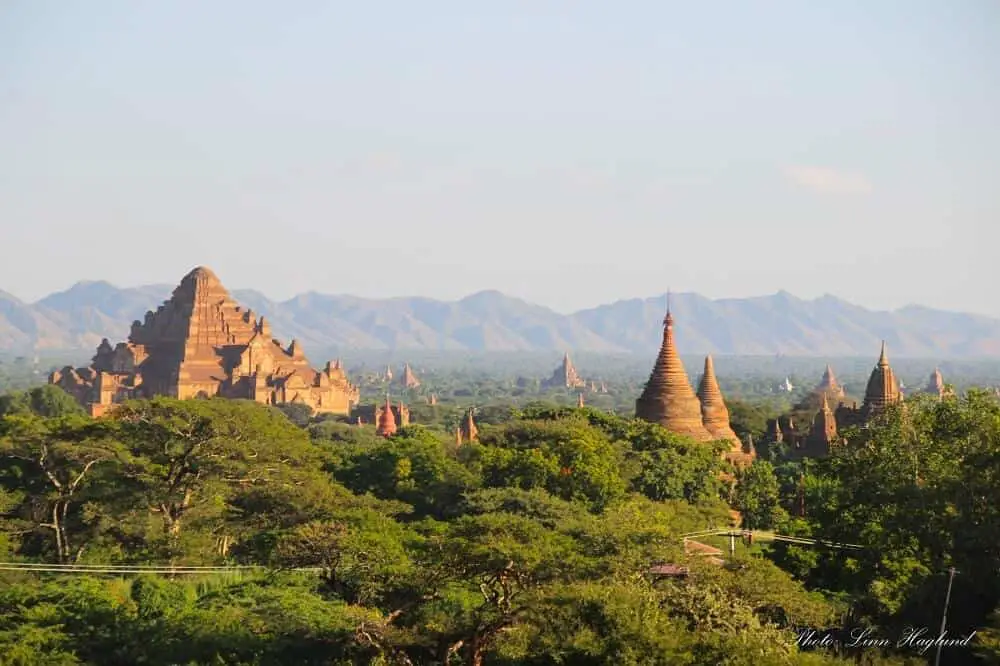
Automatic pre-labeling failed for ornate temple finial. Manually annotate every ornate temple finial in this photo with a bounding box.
[664,288,673,326]
[878,340,889,367]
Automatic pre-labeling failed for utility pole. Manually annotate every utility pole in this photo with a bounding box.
[798,473,805,517]
[934,567,958,666]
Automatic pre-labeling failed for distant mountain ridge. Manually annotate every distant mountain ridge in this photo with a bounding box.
[1,279,998,358]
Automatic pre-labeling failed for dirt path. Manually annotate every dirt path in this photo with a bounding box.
[684,538,725,566]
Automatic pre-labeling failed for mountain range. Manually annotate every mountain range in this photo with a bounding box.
[1,279,998,358]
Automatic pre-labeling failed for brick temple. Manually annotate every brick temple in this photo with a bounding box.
[768,342,925,458]
[50,266,359,417]
[543,352,587,389]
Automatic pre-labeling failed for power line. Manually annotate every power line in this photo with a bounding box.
[681,529,864,551]
[0,562,325,575]
[3,562,256,570]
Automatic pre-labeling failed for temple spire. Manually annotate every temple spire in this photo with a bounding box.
[635,309,713,441]
[697,355,742,450]
[807,393,839,455]
[545,351,585,388]
[863,341,900,415]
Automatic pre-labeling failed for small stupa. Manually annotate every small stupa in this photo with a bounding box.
[375,395,397,437]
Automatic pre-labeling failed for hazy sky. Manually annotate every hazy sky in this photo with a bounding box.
[1,1,997,315]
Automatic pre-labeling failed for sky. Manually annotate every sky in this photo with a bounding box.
[1,1,997,316]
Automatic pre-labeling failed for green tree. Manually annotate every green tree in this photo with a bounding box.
[0,385,84,419]
[0,413,119,562]
[332,426,478,519]
[272,402,314,428]
[99,397,326,560]
[784,390,1000,658]
[475,418,627,511]
[734,460,783,530]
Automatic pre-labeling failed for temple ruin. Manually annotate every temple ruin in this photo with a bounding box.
[49,266,359,417]
[771,342,903,458]
[543,352,586,389]
[457,407,478,444]
[924,368,952,399]
[399,363,421,389]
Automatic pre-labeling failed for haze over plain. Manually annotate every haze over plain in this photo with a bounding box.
[1,1,997,315]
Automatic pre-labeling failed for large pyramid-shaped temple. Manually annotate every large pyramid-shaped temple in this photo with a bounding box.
[50,266,359,417]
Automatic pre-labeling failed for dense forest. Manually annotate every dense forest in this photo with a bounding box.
[1,366,999,663]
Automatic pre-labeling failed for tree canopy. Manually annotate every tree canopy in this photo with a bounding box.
[3,384,996,664]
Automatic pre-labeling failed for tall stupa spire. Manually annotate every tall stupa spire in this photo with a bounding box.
[635,307,713,441]
[697,355,741,449]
